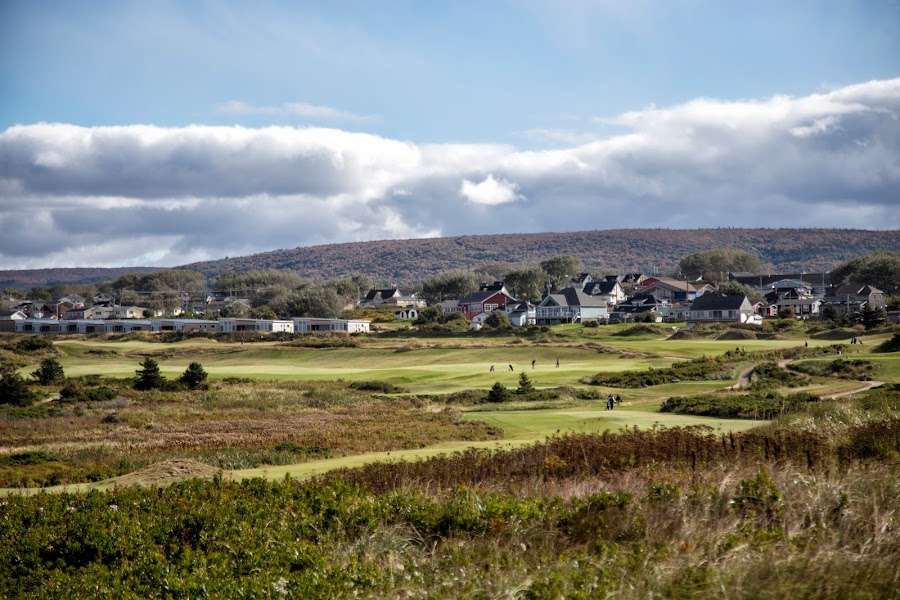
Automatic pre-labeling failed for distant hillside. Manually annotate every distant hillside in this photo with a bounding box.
[2,229,897,289]
[0,267,159,291]
[178,228,900,284]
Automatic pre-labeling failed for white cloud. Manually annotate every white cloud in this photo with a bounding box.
[1,78,898,268]
[460,174,524,205]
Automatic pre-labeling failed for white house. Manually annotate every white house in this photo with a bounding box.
[505,301,536,326]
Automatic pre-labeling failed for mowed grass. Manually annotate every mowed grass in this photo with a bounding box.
[49,340,678,393]
[228,405,767,482]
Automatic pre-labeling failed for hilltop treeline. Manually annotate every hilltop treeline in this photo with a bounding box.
[178,228,900,284]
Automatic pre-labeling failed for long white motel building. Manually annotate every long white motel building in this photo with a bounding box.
[13,318,370,335]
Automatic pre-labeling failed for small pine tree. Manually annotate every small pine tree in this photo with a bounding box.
[487,381,510,403]
[134,358,166,391]
[517,372,535,394]
[180,362,208,389]
[0,372,38,407]
[31,357,65,385]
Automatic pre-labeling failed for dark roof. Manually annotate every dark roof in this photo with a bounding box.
[362,288,399,302]
[689,294,749,311]
[583,280,619,295]
[546,288,607,308]
[827,284,882,298]
[459,287,515,305]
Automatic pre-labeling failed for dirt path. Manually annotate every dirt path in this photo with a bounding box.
[822,380,884,399]
[727,365,755,390]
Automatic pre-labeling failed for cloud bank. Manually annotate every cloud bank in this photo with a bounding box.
[1,79,898,269]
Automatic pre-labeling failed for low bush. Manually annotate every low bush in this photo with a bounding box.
[660,391,820,419]
[585,356,734,388]
[349,380,408,394]
[788,358,878,381]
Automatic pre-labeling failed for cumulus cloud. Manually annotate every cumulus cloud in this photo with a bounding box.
[460,174,524,205]
[1,78,899,268]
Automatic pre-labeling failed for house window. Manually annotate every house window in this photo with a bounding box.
[711,310,723,319]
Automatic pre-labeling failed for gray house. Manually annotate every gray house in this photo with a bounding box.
[536,288,609,324]
[687,294,756,327]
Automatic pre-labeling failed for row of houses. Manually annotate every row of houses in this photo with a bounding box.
[385,272,889,328]
[1,316,371,335]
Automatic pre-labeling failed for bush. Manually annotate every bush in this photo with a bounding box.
[134,358,166,391]
[874,333,900,354]
[487,382,511,403]
[30,357,65,385]
[516,372,535,394]
[0,372,38,406]
[179,362,208,389]
[661,391,820,419]
[348,380,408,394]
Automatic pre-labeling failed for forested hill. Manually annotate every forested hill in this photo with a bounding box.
[0,267,159,291]
[178,228,900,284]
[2,229,896,289]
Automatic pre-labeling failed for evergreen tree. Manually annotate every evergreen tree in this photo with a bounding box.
[0,373,38,406]
[179,362,209,389]
[134,358,166,391]
[517,372,535,394]
[487,382,510,403]
[31,357,66,385]
[858,305,888,330]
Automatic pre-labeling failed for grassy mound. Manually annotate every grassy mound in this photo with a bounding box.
[106,459,222,488]
[874,333,900,353]
[661,391,820,419]
[716,329,757,341]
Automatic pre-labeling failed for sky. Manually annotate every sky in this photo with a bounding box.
[1,0,898,269]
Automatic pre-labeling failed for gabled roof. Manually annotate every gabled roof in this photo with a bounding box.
[640,278,700,293]
[459,283,515,306]
[0,310,27,319]
[541,288,607,308]
[690,294,749,311]
[583,280,620,296]
[362,288,400,302]
[827,284,882,298]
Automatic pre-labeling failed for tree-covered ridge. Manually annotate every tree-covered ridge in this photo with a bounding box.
[1,229,897,290]
[179,228,900,284]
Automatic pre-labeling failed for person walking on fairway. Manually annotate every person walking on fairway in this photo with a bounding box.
[616,394,622,405]
[531,360,536,369]
[490,365,494,372]
[556,358,560,368]
[508,364,514,371]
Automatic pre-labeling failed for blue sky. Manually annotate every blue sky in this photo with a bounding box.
[0,0,899,268]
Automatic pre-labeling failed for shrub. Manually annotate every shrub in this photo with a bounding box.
[0,372,39,406]
[516,372,535,394]
[487,382,511,403]
[874,333,900,354]
[484,310,512,330]
[349,380,408,394]
[179,362,208,389]
[30,357,65,385]
[660,391,820,419]
[134,357,166,391]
